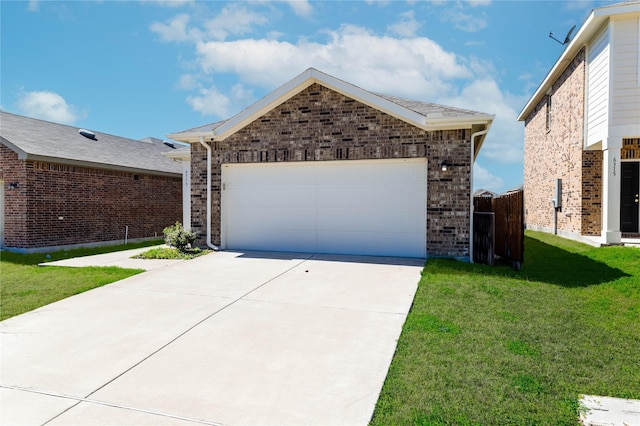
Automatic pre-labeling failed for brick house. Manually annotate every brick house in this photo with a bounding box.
[518,1,640,245]
[0,111,183,252]
[168,68,494,259]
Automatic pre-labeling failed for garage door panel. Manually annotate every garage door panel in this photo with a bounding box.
[223,159,427,258]
[227,208,316,231]
[317,231,425,258]
[228,185,315,209]
[316,208,423,233]
[226,228,318,253]
[317,184,424,209]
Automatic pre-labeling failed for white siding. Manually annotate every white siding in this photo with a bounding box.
[587,25,610,146]
[611,17,640,128]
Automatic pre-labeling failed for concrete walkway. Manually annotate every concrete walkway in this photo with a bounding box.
[1,251,423,425]
[38,245,182,271]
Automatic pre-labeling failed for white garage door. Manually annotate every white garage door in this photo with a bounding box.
[221,158,427,258]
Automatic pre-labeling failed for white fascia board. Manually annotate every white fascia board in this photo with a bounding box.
[212,69,318,141]
[518,11,599,122]
[162,150,190,161]
[518,2,640,122]
[1,138,29,160]
[309,69,428,128]
[212,68,429,141]
[425,114,494,131]
[166,131,213,143]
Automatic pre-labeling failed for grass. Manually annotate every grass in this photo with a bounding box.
[133,246,212,260]
[0,240,162,321]
[372,230,640,425]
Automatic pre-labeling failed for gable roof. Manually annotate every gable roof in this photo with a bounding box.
[0,111,182,176]
[168,68,494,150]
[518,1,640,121]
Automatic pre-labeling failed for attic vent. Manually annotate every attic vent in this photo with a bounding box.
[78,129,97,140]
[163,141,176,149]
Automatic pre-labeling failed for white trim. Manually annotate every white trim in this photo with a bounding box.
[169,68,493,143]
[213,68,428,140]
[518,2,640,122]
[637,16,640,87]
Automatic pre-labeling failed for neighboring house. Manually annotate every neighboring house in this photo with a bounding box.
[168,68,494,259]
[0,111,183,252]
[473,189,498,198]
[519,1,640,245]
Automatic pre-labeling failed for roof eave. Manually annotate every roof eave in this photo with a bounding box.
[21,153,182,177]
[518,2,640,121]
[424,114,494,131]
[518,11,599,121]
[209,68,429,141]
[166,131,213,143]
[162,150,191,161]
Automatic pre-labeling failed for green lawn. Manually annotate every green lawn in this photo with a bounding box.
[0,240,162,321]
[372,231,639,425]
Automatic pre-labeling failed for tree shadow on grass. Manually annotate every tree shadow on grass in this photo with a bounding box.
[517,236,630,287]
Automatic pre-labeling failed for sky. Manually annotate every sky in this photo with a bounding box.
[1,0,615,192]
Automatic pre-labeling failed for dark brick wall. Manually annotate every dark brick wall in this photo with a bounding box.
[191,83,473,258]
[1,144,182,249]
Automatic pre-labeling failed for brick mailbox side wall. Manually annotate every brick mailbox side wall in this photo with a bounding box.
[1,144,182,249]
[190,83,473,258]
[523,47,601,236]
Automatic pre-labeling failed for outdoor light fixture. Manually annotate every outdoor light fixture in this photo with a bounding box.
[8,182,19,190]
[441,161,449,172]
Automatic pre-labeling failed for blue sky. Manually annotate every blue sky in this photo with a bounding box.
[1,0,613,192]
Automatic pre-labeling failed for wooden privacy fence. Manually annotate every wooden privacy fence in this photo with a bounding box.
[473,190,524,270]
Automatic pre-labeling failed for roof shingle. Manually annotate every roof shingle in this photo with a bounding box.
[0,111,182,176]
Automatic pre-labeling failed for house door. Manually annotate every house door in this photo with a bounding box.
[620,162,639,233]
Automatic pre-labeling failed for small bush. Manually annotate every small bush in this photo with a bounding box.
[163,222,197,253]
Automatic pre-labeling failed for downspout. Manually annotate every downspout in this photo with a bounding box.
[199,136,220,251]
[469,128,488,263]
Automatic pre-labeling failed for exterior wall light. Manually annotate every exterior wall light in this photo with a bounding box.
[8,182,19,190]
[441,161,449,172]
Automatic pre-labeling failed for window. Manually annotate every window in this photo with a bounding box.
[545,93,553,131]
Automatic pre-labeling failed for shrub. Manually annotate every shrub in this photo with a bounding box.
[163,222,197,253]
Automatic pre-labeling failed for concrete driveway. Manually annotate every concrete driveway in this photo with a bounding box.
[1,251,423,425]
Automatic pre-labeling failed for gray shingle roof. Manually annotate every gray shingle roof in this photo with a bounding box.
[0,111,181,176]
[375,94,490,118]
[171,92,490,137]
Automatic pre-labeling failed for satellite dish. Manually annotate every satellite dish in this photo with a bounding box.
[549,24,576,46]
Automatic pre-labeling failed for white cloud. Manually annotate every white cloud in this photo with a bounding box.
[474,162,504,192]
[203,4,268,41]
[177,73,199,90]
[439,2,488,32]
[27,0,39,12]
[439,78,524,164]
[285,0,313,17]
[139,0,193,7]
[194,24,470,100]
[154,5,524,172]
[387,10,421,38]
[186,85,231,117]
[150,13,196,42]
[16,90,81,124]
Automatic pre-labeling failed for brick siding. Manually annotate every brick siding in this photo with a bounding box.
[523,47,602,236]
[1,144,182,249]
[191,83,472,258]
